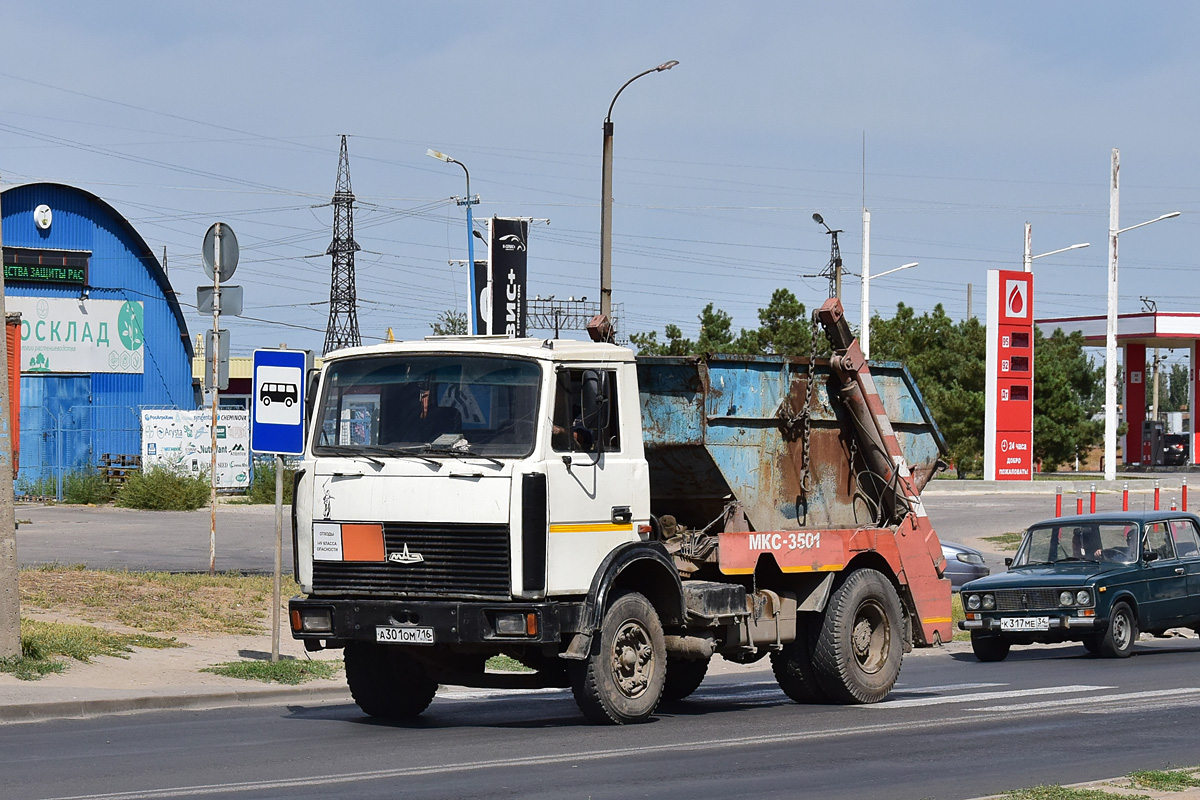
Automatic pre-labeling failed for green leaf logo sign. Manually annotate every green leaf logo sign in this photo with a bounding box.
[118,301,144,351]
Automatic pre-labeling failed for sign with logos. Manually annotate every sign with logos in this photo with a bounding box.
[140,409,251,489]
[251,348,312,455]
[9,297,144,374]
[488,217,528,337]
[984,270,1034,480]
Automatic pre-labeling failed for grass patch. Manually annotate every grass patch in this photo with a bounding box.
[951,593,970,641]
[0,619,181,681]
[1127,768,1200,792]
[486,654,535,673]
[1002,786,1144,800]
[202,658,342,685]
[983,531,1024,551]
[20,566,298,635]
[116,466,210,511]
[246,460,295,505]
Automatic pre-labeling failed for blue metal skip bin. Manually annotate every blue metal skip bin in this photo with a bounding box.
[636,354,947,533]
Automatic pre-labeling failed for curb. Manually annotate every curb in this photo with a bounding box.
[0,683,352,725]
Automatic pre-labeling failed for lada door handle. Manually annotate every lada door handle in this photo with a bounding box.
[1175,567,1186,575]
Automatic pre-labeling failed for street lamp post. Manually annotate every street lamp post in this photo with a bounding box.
[1103,147,1181,481]
[599,60,678,331]
[427,149,481,333]
[1022,222,1089,273]
[860,260,917,360]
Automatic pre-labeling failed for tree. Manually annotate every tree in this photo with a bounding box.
[1166,362,1190,411]
[430,310,467,336]
[629,324,693,356]
[1033,328,1104,471]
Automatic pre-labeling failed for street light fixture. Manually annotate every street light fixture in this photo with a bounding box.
[1022,222,1090,273]
[1103,147,1181,480]
[860,261,917,360]
[599,60,678,335]
[428,148,481,333]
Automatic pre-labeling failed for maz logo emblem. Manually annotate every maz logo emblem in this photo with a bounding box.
[388,544,425,564]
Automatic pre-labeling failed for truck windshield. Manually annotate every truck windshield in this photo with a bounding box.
[1014,523,1141,566]
[313,354,542,459]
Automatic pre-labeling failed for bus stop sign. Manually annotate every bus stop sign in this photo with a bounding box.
[251,349,312,455]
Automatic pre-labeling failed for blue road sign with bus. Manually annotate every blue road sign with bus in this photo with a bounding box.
[251,349,310,455]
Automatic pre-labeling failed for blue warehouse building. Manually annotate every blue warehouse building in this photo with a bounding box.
[0,183,196,491]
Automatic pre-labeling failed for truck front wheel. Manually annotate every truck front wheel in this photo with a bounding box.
[344,642,438,719]
[661,655,709,702]
[811,568,903,704]
[570,590,666,724]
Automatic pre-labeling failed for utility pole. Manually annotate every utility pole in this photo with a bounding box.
[813,213,843,299]
[324,135,361,354]
[0,178,19,659]
[966,284,973,320]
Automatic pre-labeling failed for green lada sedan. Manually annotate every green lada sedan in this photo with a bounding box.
[960,510,1200,662]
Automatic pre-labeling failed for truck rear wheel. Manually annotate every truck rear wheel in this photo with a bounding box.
[771,616,829,703]
[570,590,666,724]
[344,642,438,719]
[661,655,709,702]
[811,568,903,704]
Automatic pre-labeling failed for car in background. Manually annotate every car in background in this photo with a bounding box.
[960,511,1200,662]
[942,540,989,591]
[1163,433,1189,466]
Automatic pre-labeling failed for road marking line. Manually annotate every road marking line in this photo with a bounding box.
[891,682,1006,694]
[972,687,1200,713]
[864,684,1111,709]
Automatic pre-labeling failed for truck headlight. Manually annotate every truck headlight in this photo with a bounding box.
[1059,591,1075,606]
[966,594,981,611]
[295,608,332,634]
[1076,590,1091,606]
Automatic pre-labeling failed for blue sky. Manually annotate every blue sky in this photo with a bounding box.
[2,1,1198,359]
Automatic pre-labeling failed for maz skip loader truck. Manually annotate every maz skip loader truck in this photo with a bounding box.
[289,298,952,724]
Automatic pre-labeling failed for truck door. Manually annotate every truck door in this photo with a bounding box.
[544,367,638,594]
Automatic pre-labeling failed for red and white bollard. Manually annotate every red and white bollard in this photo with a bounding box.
[1122,481,1129,511]
[1155,479,1161,511]
[1090,483,1097,514]
[1055,485,1063,517]
[1171,500,1178,511]
[1184,478,1188,512]
[1076,495,1084,515]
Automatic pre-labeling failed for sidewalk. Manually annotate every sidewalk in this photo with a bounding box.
[0,626,350,724]
[969,771,1200,799]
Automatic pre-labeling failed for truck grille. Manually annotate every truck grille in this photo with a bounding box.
[994,588,1060,612]
[312,522,511,600]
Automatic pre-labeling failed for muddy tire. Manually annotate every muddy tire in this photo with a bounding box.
[811,568,903,704]
[970,631,1011,662]
[570,591,666,724]
[344,642,438,719]
[771,615,830,703]
[1098,601,1138,658]
[661,656,709,702]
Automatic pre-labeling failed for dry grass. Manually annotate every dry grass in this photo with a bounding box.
[20,565,299,636]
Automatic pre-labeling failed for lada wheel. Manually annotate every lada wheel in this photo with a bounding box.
[1098,601,1138,658]
[811,568,903,704]
[344,642,438,719]
[970,631,1011,662]
[771,615,830,703]
[661,655,710,702]
[570,591,666,724]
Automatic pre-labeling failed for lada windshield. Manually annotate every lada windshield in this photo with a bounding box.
[313,354,542,458]
[1014,522,1140,566]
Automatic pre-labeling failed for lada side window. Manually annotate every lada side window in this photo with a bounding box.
[1146,522,1175,561]
[1169,519,1200,560]
[1016,523,1139,565]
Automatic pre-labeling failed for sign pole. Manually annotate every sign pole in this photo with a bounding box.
[209,224,221,576]
[272,451,283,662]
[0,176,20,660]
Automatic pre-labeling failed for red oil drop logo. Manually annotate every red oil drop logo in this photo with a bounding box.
[1008,283,1024,315]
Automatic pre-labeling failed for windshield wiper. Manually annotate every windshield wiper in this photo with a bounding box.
[422,443,503,466]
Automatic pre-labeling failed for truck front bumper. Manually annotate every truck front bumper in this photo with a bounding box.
[289,597,585,649]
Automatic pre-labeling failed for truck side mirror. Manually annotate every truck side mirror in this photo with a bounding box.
[305,367,321,438]
[580,369,611,452]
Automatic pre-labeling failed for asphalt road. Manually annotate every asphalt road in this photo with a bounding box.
[5,638,1200,800]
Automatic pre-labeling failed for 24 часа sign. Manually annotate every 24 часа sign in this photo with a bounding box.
[9,297,145,374]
